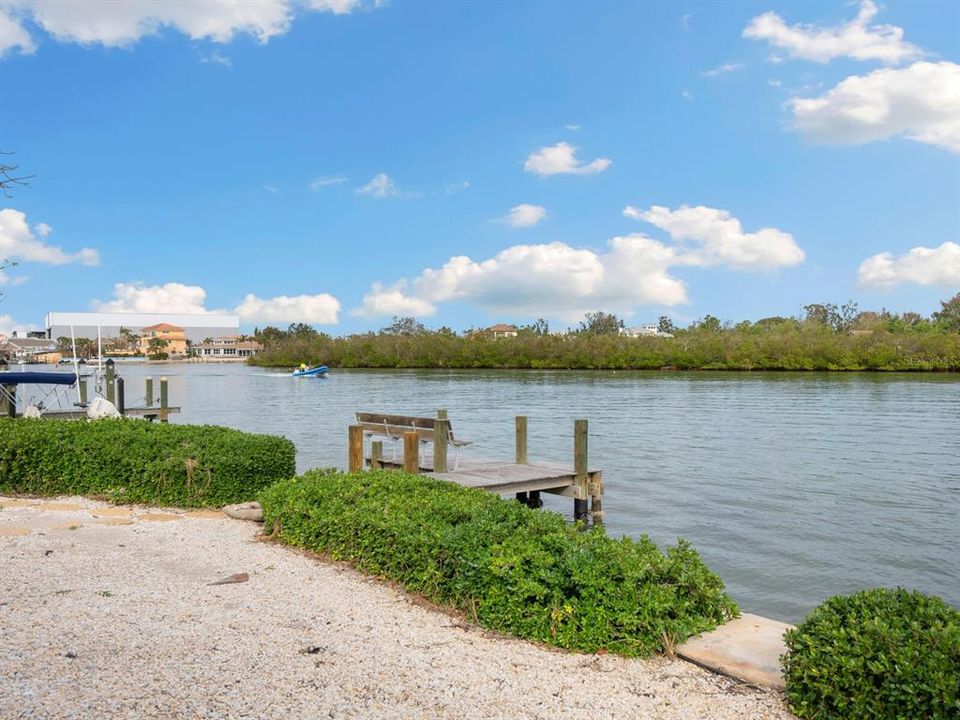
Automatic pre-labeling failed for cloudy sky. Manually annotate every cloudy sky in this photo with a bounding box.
[1,0,958,334]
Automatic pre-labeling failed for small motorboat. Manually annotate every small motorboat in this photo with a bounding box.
[292,364,328,378]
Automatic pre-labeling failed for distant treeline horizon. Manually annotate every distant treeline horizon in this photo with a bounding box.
[248,294,960,372]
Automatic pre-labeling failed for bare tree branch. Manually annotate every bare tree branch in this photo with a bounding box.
[0,150,34,199]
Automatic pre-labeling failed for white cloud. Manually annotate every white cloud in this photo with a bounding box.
[565,124,581,131]
[523,142,611,177]
[0,0,381,54]
[857,242,960,290]
[93,282,210,314]
[681,89,694,101]
[92,281,341,324]
[353,204,805,321]
[309,175,347,190]
[789,61,960,153]
[0,7,34,55]
[234,292,340,324]
[0,313,38,337]
[200,50,232,67]
[353,238,687,322]
[352,282,437,319]
[624,204,805,270]
[500,204,547,228]
[744,1,921,65]
[356,172,400,198]
[444,180,470,194]
[0,208,99,266]
[264,184,279,194]
[701,62,744,77]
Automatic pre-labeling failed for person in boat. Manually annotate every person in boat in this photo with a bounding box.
[299,363,307,372]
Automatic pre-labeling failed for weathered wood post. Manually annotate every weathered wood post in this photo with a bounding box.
[115,377,125,416]
[433,409,449,473]
[78,376,88,405]
[403,431,419,473]
[159,376,169,423]
[348,424,364,472]
[105,358,115,404]
[371,440,383,470]
[515,415,530,505]
[574,419,589,521]
[145,377,153,407]
[0,384,14,418]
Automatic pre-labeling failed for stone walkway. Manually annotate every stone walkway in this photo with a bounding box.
[0,496,796,719]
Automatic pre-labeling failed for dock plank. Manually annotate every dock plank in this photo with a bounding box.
[366,455,601,498]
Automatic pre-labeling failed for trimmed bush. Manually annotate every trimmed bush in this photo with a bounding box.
[0,418,296,508]
[260,469,738,656]
[782,588,960,720]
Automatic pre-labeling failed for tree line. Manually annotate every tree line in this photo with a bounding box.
[247,293,960,372]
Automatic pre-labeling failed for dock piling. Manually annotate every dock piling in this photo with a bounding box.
[145,377,153,407]
[574,419,589,521]
[105,359,115,404]
[159,377,169,423]
[116,377,125,416]
[403,431,419,473]
[371,440,383,469]
[348,424,364,472]
[78,377,88,405]
[433,409,449,473]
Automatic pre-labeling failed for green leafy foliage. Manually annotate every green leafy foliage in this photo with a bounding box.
[260,469,738,656]
[782,588,960,720]
[250,313,960,371]
[0,418,295,507]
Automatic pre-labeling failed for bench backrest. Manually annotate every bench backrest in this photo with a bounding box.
[356,412,455,443]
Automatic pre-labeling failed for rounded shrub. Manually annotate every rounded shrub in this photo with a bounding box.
[782,588,960,720]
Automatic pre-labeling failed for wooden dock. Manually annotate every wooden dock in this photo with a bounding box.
[350,413,604,521]
[14,406,181,421]
[370,455,603,498]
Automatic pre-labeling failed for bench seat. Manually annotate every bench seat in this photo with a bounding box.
[356,412,472,469]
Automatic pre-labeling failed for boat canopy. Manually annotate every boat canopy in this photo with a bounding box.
[0,372,78,386]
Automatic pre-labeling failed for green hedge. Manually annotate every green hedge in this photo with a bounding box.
[0,418,296,508]
[782,588,960,720]
[260,469,738,656]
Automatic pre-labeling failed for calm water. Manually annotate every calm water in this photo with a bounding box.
[51,364,960,622]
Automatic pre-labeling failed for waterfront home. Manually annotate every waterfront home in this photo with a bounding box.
[0,335,59,362]
[487,323,519,339]
[136,323,189,356]
[191,336,262,360]
[621,324,674,338]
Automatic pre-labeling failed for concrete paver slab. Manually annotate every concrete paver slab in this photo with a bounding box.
[677,613,793,690]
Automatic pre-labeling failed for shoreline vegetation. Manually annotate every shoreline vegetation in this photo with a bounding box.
[249,296,960,372]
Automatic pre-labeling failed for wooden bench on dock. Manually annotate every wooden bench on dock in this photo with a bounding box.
[355,412,473,470]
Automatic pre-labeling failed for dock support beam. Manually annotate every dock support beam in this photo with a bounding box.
[403,431,419,473]
[515,415,529,505]
[0,384,14,418]
[116,377,125,416]
[78,377,88,405]
[159,377,169,423]
[105,359,115,404]
[574,419,589,522]
[348,424,363,472]
[371,440,383,470]
[433,409,448,473]
[145,377,153,407]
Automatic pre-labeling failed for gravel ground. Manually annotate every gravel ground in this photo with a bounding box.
[0,496,795,720]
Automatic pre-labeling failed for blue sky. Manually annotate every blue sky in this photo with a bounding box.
[1,0,958,334]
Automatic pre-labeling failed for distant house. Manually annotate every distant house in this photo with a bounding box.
[0,336,59,362]
[137,323,189,356]
[487,323,519,339]
[191,336,262,360]
[621,325,674,338]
